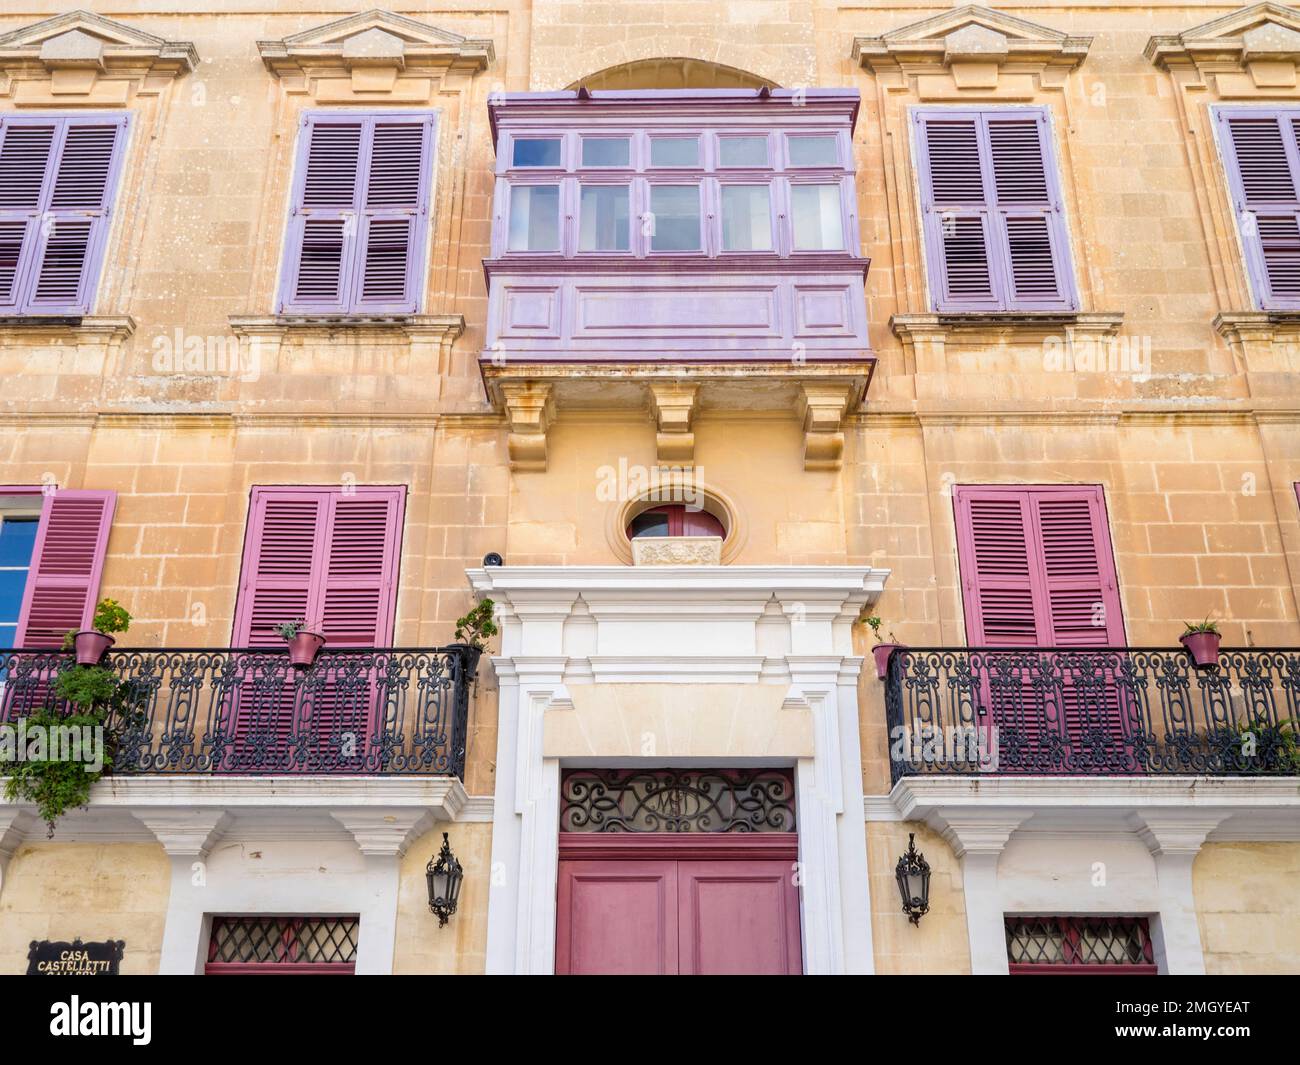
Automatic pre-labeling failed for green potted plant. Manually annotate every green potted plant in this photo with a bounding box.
[1180,617,1222,670]
[66,598,131,666]
[275,618,326,668]
[451,599,498,680]
[866,615,904,680]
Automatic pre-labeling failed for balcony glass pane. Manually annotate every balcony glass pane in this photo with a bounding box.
[579,185,631,251]
[650,137,698,167]
[582,138,630,167]
[650,185,700,251]
[720,185,772,251]
[788,135,839,167]
[0,516,37,568]
[512,138,561,167]
[507,185,561,251]
[791,184,843,250]
[719,136,767,167]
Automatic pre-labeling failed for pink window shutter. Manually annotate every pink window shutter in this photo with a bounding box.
[317,488,405,647]
[1216,108,1300,310]
[14,489,116,648]
[953,488,1045,647]
[0,114,129,316]
[279,113,433,316]
[1030,489,1125,647]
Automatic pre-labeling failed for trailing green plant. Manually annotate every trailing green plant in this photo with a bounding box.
[863,614,898,644]
[273,618,308,640]
[60,597,133,649]
[3,665,126,838]
[1182,616,1221,636]
[454,599,499,650]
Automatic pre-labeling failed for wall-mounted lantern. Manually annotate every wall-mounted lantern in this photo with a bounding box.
[895,832,931,926]
[426,832,464,927]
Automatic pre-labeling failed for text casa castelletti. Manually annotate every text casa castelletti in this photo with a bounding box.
[50,997,151,1046]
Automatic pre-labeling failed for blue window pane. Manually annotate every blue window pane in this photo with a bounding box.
[507,185,561,251]
[650,186,700,251]
[582,138,630,167]
[0,569,29,626]
[512,138,561,167]
[0,517,37,567]
[0,623,14,648]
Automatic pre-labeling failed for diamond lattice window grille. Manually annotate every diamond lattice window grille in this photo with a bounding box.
[1006,916,1154,967]
[207,916,359,965]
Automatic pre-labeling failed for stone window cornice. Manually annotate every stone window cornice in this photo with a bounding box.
[1146,1,1300,95]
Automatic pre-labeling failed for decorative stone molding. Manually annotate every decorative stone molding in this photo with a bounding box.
[0,810,36,884]
[1146,3,1300,95]
[500,380,556,471]
[630,535,723,566]
[1214,312,1300,375]
[257,10,493,103]
[890,312,1125,376]
[0,11,197,105]
[330,809,434,857]
[648,381,699,466]
[0,315,135,351]
[132,811,232,859]
[853,5,1091,99]
[798,382,855,471]
[228,313,463,359]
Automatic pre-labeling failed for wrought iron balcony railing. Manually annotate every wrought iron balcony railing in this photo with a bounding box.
[0,647,475,779]
[883,647,1300,783]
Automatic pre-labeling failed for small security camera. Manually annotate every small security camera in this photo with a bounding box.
[482,552,504,567]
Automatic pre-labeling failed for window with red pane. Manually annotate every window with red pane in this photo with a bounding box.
[1006,916,1157,974]
[626,504,725,540]
[204,916,358,975]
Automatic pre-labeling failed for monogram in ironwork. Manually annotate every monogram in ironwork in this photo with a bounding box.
[560,768,795,832]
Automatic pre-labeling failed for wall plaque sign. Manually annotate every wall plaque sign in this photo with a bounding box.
[27,939,125,975]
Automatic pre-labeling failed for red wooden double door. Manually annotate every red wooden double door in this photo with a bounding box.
[556,836,802,975]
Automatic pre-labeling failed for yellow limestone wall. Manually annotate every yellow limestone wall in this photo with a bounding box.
[393,823,493,974]
[1194,842,1300,974]
[2,1,1300,975]
[0,843,171,975]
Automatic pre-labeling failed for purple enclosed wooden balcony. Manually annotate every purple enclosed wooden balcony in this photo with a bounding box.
[479,89,874,468]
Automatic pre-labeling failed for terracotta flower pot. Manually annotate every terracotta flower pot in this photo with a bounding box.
[873,643,904,681]
[1180,631,1221,670]
[72,630,114,666]
[286,630,326,668]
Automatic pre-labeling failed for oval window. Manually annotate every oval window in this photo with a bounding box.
[626,504,725,540]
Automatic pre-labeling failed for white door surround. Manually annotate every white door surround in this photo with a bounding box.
[469,564,890,975]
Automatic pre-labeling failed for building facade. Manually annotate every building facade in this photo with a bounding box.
[1,1,1299,975]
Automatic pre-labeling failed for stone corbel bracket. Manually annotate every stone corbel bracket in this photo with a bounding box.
[798,382,855,471]
[1146,3,1300,95]
[853,4,1091,98]
[0,11,197,104]
[258,10,494,102]
[1214,311,1300,376]
[499,380,557,471]
[648,381,699,466]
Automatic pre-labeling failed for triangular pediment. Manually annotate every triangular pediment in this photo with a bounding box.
[258,9,493,71]
[853,5,1090,72]
[1147,3,1300,67]
[0,9,197,71]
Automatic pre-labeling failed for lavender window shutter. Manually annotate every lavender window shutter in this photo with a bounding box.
[280,116,364,314]
[1217,108,1300,310]
[0,114,128,316]
[350,116,432,314]
[280,113,433,315]
[916,112,1001,311]
[985,110,1076,312]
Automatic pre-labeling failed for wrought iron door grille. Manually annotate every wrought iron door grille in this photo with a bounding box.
[1006,916,1154,968]
[207,916,359,965]
[560,768,796,832]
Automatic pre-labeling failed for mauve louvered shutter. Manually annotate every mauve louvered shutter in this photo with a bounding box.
[985,111,1075,311]
[917,108,1074,312]
[1030,489,1124,647]
[317,488,404,647]
[279,113,431,315]
[350,117,432,314]
[917,112,1002,311]
[0,114,128,315]
[954,488,1046,646]
[232,489,329,646]
[1218,108,1300,310]
[14,489,116,647]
